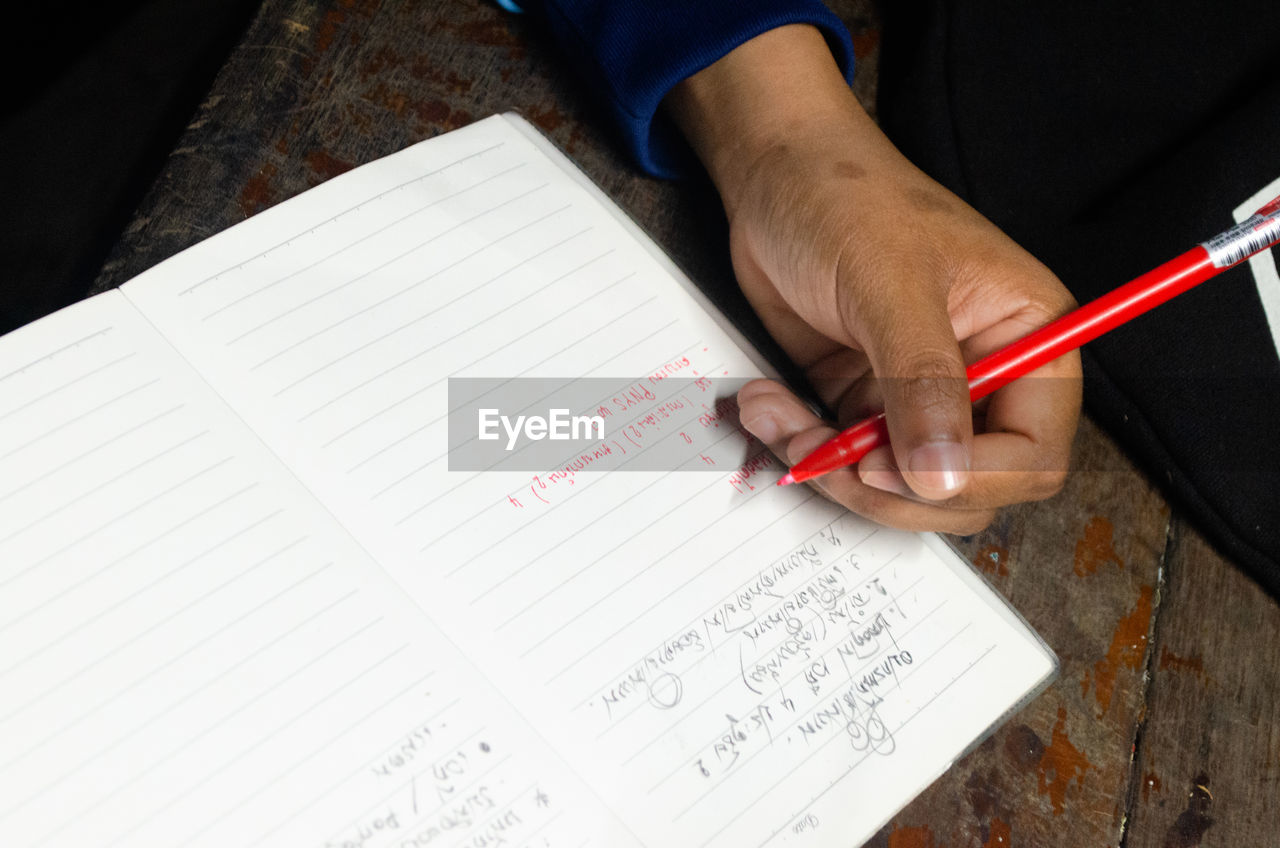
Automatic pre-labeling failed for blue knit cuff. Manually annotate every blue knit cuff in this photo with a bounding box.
[532,2,857,178]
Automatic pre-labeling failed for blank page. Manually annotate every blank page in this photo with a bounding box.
[123,114,1056,847]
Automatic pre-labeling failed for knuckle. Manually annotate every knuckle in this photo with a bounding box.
[1028,467,1070,501]
[891,358,968,416]
[953,509,997,536]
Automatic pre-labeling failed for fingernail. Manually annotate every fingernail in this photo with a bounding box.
[860,467,911,496]
[907,441,970,493]
[743,413,780,443]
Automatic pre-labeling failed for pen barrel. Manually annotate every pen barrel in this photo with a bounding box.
[787,413,890,482]
[966,247,1218,399]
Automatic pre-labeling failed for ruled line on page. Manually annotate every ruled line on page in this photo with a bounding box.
[277,239,612,403]
[193,676,445,848]
[0,351,136,426]
[0,327,114,388]
[0,560,336,818]
[250,201,574,374]
[0,429,211,549]
[0,401,184,507]
[179,141,507,296]
[313,227,595,450]
[0,496,274,654]
[495,442,753,633]
[103,643,412,847]
[202,161,529,322]
[26,614,387,847]
[294,253,623,424]
[252,722,492,846]
[225,183,553,347]
[0,378,162,465]
[0,457,239,592]
[0,519,296,678]
[176,674,441,845]
[332,269,637,479]
[544,490,816,696]
[530,467,795,687]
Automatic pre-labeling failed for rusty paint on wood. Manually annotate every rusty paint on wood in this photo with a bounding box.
[239,163,278,217]
[1082,585,1153,714]
[982,817,1011,848]
[964,770,1001,820]
[1037,707,1091,815]
[887,824,938,848]
[313,5,347,56]
[407,54,474,93]
[305,149,355,181]
[1073,515,1124,577]
[1004,722,1045,770]
[359,44,403,79]
[455,16,524,56]
[972,544,1009,578]
[1162,773,1213,848]
[407,97,473,133]
[1157,648,1206,680]
[1142,770,1163,802]
[525,103,570,133]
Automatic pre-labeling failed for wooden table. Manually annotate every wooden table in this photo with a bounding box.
[91,1,1280,845]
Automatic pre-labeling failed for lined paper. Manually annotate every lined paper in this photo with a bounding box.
[119,114,1056,847]
[0,293,598,847]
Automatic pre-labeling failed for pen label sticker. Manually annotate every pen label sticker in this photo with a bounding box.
[1230,176,1280,365]
[1202,208,1280,268]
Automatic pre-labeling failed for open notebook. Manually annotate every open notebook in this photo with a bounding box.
[0,114,1055,847]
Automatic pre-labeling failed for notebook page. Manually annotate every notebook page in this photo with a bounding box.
[122,114,1056,847]
[0,292,610,847]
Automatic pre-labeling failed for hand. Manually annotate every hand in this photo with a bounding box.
[666,25,1081,534]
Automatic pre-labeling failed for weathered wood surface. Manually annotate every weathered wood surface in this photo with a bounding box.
[93,2,1280,846]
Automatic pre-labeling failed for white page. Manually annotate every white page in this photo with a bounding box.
[0,293,609,847]
[123,114,1055,847]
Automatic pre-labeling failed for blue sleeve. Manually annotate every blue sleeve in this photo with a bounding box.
[510,1,856,178]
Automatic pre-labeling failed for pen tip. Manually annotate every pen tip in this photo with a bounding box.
[777,472,795,486]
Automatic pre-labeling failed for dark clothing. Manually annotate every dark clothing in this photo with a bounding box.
[878,1,1280,594]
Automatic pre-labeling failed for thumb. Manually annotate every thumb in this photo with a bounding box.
[850,280,972,500]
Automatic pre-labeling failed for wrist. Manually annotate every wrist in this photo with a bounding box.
[663,24,868,214]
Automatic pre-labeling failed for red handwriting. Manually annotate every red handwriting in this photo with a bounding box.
[612,383,656,412]
[647,355,693,384]
[728,452,775,494]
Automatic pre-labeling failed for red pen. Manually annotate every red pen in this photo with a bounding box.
[778,195,1280,486]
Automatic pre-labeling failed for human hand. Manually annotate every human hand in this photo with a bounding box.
[666,25,1081,534]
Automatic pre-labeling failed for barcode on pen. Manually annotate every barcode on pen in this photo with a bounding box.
[1201,211,1280,268]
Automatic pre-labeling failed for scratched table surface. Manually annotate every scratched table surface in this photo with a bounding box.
[90,1,1279,846]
